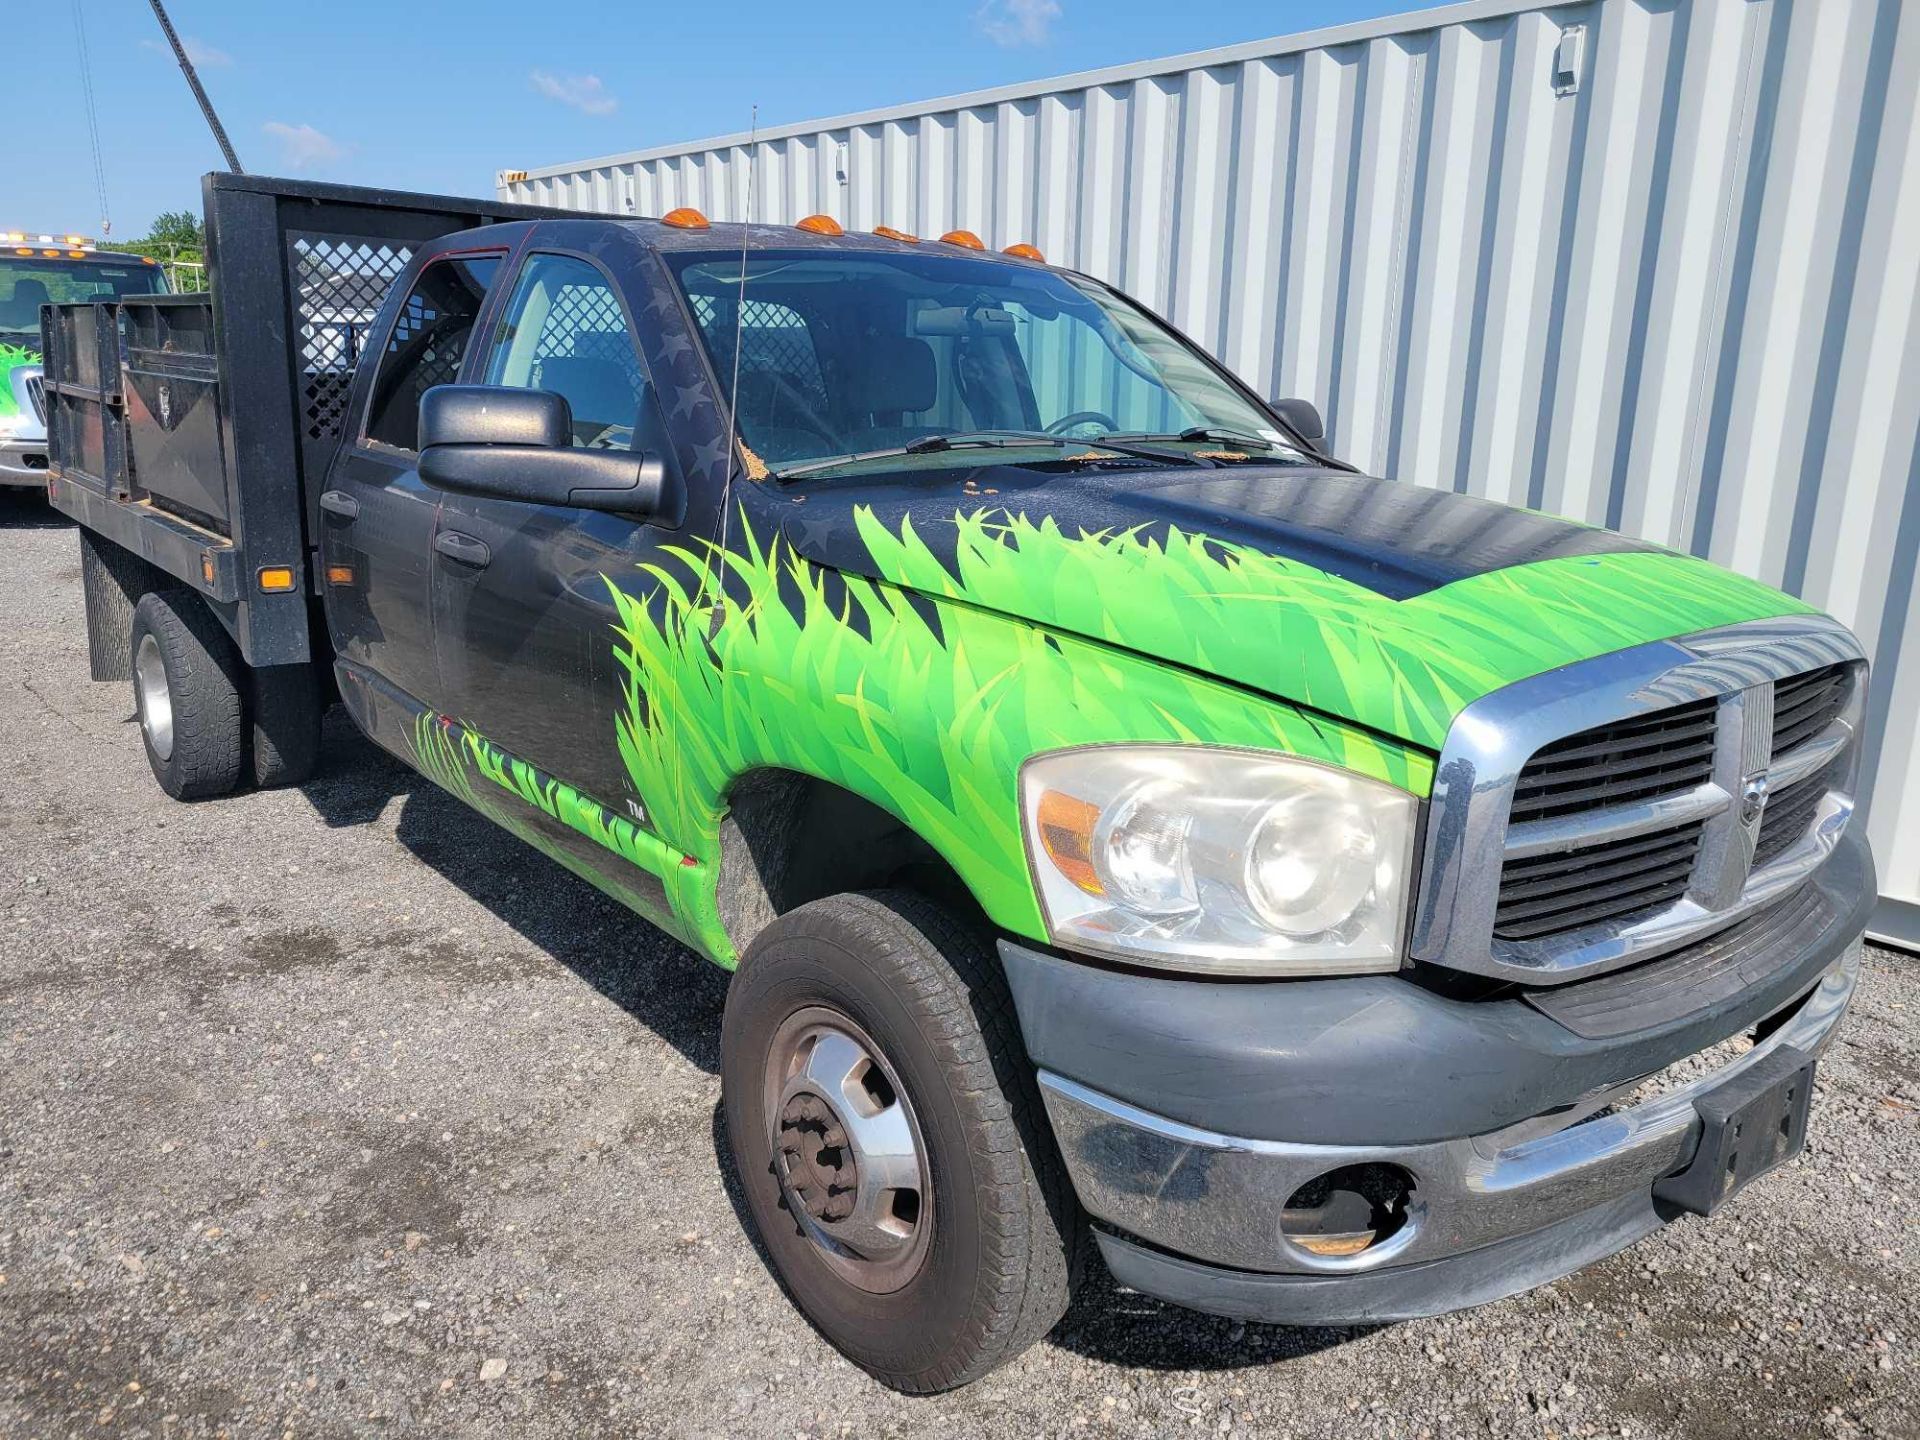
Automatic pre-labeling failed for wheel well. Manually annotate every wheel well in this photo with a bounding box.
[716,770,979,955]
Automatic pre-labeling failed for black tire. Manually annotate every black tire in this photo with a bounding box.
[248,663,323,788]
[130,589,244,801]
[721,890,1078,1392]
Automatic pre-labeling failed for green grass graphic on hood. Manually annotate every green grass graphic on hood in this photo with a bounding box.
[0,342,37,419]
[850,509,1815,752]
[606,508,1430,950]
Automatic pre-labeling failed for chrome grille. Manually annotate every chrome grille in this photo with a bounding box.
[1508,697,1717,822]
[1494,819,1706,941]
[1771,664,1848,756]
[23,371,45,423]
[1753,761,1836,870]
[1410,615,1866,985]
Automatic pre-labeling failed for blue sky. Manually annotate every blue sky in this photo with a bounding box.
[18,0,1421,240]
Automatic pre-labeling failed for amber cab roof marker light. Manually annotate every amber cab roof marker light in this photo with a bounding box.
[871,225,920,243]
[661,207,710,230]
[1003,242,1046,262]
[939,229,986,250]
[795,214,843,236]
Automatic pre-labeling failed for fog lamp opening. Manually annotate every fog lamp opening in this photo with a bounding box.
[1281,1163,1415,1257]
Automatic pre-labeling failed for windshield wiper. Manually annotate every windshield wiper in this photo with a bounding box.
[1101,426,1280,452]
[773,430,1183,480]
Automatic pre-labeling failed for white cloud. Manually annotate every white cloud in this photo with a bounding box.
[976,0,1060,47]
[263,121,347,170]
[140,36,233,68]
[530,70,618,117]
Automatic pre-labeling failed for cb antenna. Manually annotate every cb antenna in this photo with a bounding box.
[705,105,757,635]
[147,0,244,173]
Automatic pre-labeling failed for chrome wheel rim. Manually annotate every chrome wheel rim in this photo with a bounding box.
[764,1007,933,1294]
[135,633,174,762]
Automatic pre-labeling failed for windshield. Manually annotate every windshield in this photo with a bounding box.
[0,257,169,342]
[667,249,1297,479]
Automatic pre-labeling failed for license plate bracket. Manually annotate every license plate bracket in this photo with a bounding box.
[1653,1046,1816,1217]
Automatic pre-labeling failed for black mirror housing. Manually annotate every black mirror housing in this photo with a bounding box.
[416,384,685,524]
[1272,396,1326,447]
[421,384,571,450]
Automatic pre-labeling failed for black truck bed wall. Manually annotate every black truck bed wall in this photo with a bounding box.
[44,172,594,667]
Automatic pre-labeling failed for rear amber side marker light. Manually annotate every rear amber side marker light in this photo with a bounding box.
[1003,243,1045,262]
[1035,790,1104,896]
[872,225,920,243]
[661,207,710,229]
[200,553,216,585]
[939,229,986,250]
[795,213,843,236]
[257,566,297,593]
[326,565,355,585]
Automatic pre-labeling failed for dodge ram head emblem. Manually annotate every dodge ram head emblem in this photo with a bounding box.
[1739,771,1771,825]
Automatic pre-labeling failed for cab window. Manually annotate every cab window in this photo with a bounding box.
[485,253,649,450]
[364,254,500,452]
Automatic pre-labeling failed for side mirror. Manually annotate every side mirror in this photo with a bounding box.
[1271,396,1325,449]
[417,384,683,521]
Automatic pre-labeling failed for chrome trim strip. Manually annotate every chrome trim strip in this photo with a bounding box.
[1501,782,1729,860]
[1768,721,1851,789]
[1039,944,1857,1277]
[1410,613,1866,984]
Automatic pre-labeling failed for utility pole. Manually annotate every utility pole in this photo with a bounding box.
[146,0,243,173]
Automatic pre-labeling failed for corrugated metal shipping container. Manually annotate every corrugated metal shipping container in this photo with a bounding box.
[503,0,1920,944]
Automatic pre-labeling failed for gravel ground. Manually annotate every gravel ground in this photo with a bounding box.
[1,492,1914,1439]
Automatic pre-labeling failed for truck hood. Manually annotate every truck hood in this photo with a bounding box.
[771,464,1815,754]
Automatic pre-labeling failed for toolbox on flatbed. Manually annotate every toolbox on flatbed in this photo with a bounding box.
[43,172,576,668]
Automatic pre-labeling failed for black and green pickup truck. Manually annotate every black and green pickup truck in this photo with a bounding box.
[46,173,1872,1392]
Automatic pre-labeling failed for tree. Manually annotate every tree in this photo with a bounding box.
[144,210,204,250]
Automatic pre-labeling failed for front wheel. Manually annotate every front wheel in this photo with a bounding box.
[720,890,1079,1393]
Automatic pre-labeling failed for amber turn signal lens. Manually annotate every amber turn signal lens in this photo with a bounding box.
[661,207,710,229]
[1003,242,1045,262]
[939,229,986,250]
[871,225,920,243]
[200,553,216,585]
[325,565,355,585]
[257,566,297,593]
[1035,789,1104,896]
[795,213,843,236]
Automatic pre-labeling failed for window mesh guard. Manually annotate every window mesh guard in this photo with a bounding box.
[291,235,414,443]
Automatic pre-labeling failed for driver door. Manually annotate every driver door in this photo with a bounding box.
[429,249,691,809]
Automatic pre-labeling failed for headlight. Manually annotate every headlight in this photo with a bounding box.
[1020,746,1417,975]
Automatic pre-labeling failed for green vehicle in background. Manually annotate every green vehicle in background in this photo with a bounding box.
[0,235,168,488]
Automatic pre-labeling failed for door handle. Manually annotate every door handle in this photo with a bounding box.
[318,489,359,519]
[435,530,491,569]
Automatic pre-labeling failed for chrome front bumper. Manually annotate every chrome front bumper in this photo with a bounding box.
[0,436,49,487]
[1042,943,1858,1302]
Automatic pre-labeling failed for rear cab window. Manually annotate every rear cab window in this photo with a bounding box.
[363,254,501,453]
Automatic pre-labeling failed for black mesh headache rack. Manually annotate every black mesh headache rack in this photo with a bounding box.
[41,172,587,668]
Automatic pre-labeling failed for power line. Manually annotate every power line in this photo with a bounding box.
[70,0,112,234]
